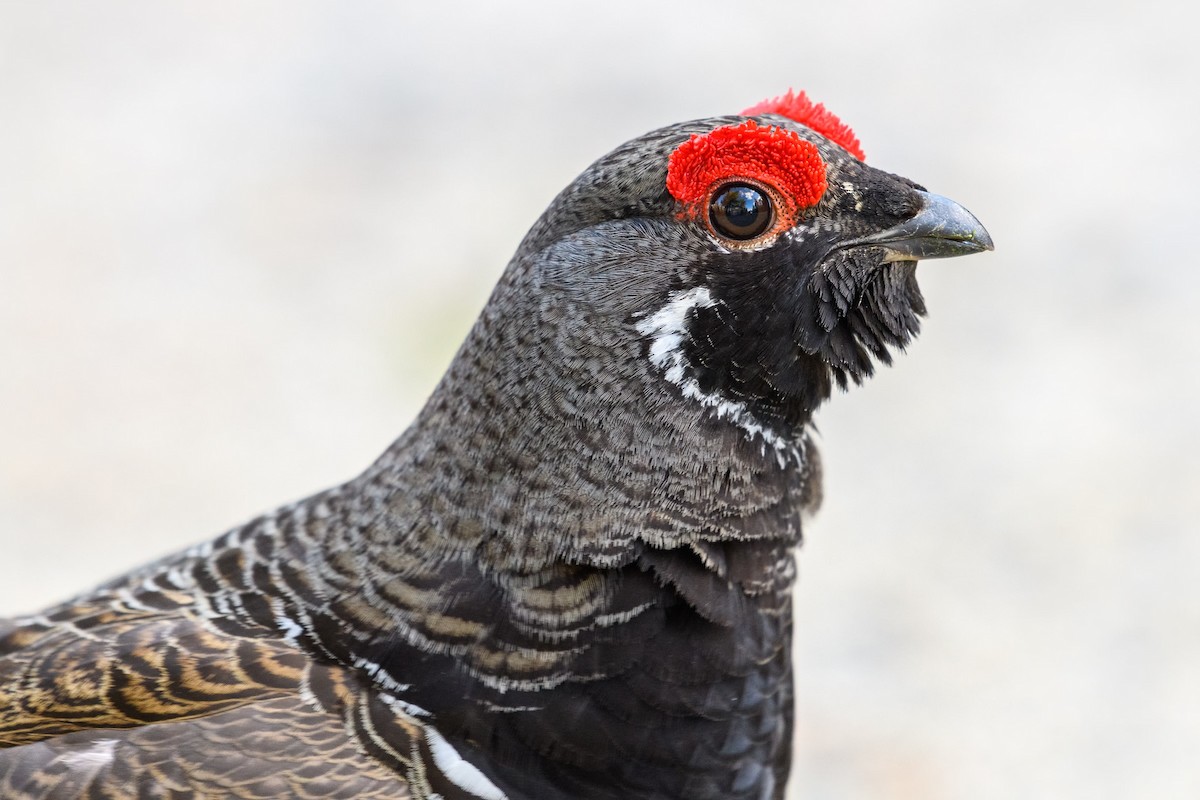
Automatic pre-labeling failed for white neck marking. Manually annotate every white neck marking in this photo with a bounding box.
[636,287,803,469]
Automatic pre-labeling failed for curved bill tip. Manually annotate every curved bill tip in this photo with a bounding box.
[861,191,994,262]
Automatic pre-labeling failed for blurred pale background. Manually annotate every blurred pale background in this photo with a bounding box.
[2,2,1197,798]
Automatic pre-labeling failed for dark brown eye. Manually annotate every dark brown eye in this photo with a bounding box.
[708,183,773,241]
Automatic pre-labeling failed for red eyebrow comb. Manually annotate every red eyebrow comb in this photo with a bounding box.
[743,89,865,161]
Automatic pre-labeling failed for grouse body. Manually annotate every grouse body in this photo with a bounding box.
[0,91,992,799]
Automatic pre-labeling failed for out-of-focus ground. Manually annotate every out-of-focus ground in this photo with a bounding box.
[1,2,1197,797]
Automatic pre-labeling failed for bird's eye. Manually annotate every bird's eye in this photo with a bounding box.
[708,183,773,241]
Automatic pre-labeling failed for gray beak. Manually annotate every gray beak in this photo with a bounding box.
[850,191,994,262]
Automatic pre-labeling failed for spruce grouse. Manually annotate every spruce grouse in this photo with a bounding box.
[0,90,992,799]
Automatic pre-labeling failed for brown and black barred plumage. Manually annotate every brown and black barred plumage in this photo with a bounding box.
[0,92,991,799]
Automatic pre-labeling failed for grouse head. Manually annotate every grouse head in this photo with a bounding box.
[465,90,993,478]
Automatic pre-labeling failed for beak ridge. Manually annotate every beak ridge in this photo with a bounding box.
[852,191,994,261]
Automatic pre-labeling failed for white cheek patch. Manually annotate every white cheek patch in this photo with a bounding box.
[636,287,804,469]
[638,287,715,385]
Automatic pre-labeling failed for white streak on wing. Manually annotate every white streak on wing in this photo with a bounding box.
[114,587,155,613]
[353,658,413,694]
[376,693,429,719]
[592,601,656,628]
[164,566,190,589]
[59,739,117,770]
[270,598,304,644]
[424,726,509,800]
[636,287,804,467]
[481,701,544,713]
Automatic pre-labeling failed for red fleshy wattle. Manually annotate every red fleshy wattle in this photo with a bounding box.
[666,120,827,231]
[742,89,865,161]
